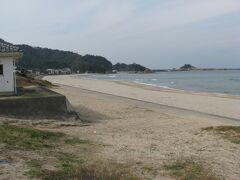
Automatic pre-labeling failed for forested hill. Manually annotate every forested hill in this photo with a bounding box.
[0,38,150,73]
[113,63,147,72]
[17,45,112,73]
[0,38,112,73]
[0,38,11,44]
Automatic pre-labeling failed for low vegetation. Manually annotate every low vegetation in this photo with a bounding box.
[64,137,91,145]
[0,124,64,150]
[29,158,139,180]
[15,73,55,98]
[0,123,139,179]
[203,126,240,144]
[16,74,53,88]
[17,87,53,98]
[163,158,218,180]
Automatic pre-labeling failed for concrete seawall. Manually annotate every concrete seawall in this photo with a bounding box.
[0,89,78,120]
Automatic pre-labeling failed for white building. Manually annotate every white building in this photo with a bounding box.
[46,69,54,75]
[0,42,23,95]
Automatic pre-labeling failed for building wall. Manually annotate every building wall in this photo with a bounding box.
[0,57,14,94]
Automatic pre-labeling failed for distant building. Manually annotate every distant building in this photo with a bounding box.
[45,68,72,75]
[0,42,23,95]
[27,69,33,73]
[62,68,71,74]
[46,69,54,75]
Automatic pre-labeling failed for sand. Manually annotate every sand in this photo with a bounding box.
[1,75,240,179]
[44,75,240,120]
[42,75,240,179]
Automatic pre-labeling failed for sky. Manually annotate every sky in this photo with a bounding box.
[1,0,240,69]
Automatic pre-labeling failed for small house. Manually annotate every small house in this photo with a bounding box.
[62,68,72,74]
[46,69,54,75]
[0,42,23,95]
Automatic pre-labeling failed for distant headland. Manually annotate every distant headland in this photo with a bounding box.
[153,64,240,72]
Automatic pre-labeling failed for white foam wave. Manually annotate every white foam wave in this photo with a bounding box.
[134,81,171,89]
[108,75,117,78]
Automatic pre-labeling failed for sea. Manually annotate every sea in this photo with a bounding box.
[77,70,240,96]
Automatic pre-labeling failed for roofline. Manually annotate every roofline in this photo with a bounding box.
[0,52,23,59]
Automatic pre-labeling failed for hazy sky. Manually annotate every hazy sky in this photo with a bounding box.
[1,0,240,69]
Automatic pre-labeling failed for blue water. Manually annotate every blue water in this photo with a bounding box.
[77,70,240,96]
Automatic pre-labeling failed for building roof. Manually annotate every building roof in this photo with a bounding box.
[0,42,22,53]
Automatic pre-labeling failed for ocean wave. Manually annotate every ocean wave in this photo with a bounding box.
[81,77,97,80]
[108,75,117,78]
[133,81,170,89]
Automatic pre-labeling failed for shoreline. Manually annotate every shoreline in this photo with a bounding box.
[55,83,240,122]
[113,79,240,99]
[44,74,240,100]
[75,73,240,97]
[44,75,240,120]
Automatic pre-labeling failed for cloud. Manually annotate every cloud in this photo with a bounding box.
[0,0,240,68]
[90,0,240,40]
[1,0,240,40]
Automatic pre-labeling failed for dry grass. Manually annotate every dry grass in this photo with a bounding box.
[17,87,54,98]
[16,74,54,88]
[203,126,240,144]
[163,157,219,180]
[34,161,139,180]
[64,137,91,145]
[0,123,140,180]
[0,124,64,150]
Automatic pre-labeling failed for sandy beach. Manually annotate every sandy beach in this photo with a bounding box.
[2,75,240,179]
[44,75,240,120]
[2,1,240,179]
[40,75,240,179]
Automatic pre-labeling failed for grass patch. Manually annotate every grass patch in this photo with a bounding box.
[28,152,139,180]
[0,124,65,150]
[17,87,54,98]
[163,158,218,180]
[17,74,54,88]
[33,162,139,180]
[141,166,159,177]
[20,91,52,98]
[0,124,91,150]
[56,152,85,171]
[41,165,139,180]
[0,124,140,179]
[203,126,240,144]
[64,138,91,145]
[27,160,43,178]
